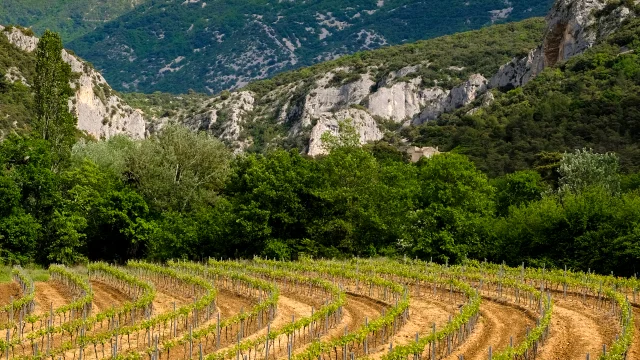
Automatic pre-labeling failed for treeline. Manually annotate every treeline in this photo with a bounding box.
[2,123,640,276]
[2,27,640,277]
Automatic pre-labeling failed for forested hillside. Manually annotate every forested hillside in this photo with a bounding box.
[404,17,640,176]
[0,0,145,42]
[64,0,553,94]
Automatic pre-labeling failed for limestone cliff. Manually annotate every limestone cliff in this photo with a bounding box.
[141,0,638,155]
[0,25,145,139]
[168,66,489,154]
[490,0,637,89]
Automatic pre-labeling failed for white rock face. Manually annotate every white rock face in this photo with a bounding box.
[489,48,544,89]
[368,78,429,122]
[156,91,255,152]
[307,109,383,156]
[1,26,146,139]
[416,74,488,124]
[490,0,636,89]
[445,74,487,112]
[3,27,39,52]
[300,72,375,127]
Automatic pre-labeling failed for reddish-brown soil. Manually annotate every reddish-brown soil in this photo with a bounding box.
[90,280,132,314]
[445,299,535,360]
[368,296,458,359]
[32,281,75,315]
[293,292,386,355]
[537,298,618,360]
[213,293,311,357]
[217,289,256,319]
[0,282,21,306]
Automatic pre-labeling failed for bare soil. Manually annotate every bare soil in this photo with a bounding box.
[444,299,535,360]
[152,289,191,315]
[537,298,619,360]
[0,282,21,306]
[33,281,75,315]
[217,289,257,319]
[212,294,312,358]
[367,296,458,359]
[292,292,386,356]
[90,280,132,314]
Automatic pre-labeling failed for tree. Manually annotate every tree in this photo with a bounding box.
[320,119,361,153]
[493,170,545,216]
[224,150,319,258]
[61,158,152,262]
[33,30,77,169]
[407,153,494,263]
[71,135,135,176]
[127,125,232,212]
[558,148,620,195]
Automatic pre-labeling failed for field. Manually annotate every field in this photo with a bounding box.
[0,259,637,360]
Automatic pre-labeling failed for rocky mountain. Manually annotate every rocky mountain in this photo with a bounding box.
[131,0,638,157]
[64,0,554,94]
[127,18,544,155]
[0,25,145,139]
[1,0,636,160]
[490,0,638,89]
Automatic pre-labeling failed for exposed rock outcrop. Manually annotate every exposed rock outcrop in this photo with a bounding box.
[307,109,383,156]
[407,146,440,163]
[144,0,638,155]
[299,72,375,128]
[490,0,637,89]
[416,74,488,124]
[149,91,255,152]
[368,77,434,122]
[0,26,145,139]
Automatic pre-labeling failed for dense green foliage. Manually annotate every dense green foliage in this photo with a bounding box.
[0,27,36,132]
[2,125,640,277]
[1,15,640,279]
[0,0,145,42]
[34,30,77,168]
[404,17,640,177]
[61,0,551,94]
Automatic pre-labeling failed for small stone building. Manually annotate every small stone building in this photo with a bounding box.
[407,146,440,163]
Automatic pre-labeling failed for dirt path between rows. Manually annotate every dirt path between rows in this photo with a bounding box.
[33,281,74,315]
[293,293,386,356]
[628,306,640,359]
[211,294,312,358]
[217,289,256,319]
[90,280,132,314]
[444,299,535,360]
[537,298,617,360]
[0,282,21,307]
[368,296,458,359]
[152,289,191,315]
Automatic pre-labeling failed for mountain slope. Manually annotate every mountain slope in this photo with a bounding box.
[67,0,554,94]
[406,15,640,176]
[128,18,547,153]
[0,25,145,139]
[0,0,146,42]
[131,0,639,173]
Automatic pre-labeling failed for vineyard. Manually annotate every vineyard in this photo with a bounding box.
[0,259,638,360]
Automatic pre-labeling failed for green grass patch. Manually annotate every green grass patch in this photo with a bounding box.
[24,266,49,282]
[0,266,12,282]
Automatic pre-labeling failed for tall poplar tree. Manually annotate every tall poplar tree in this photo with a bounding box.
[33,30,77,169]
